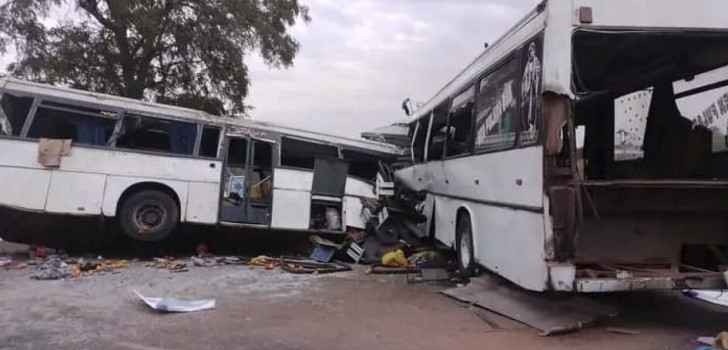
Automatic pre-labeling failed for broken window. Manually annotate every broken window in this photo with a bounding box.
[474,56,520,151]
[410,118,429,162]
[224,138,248,202]
[199,126,221,158]
[427,102,450,161]
[573,30,728,180]
[280,137,338,169]
[447,86,475,157]
[116,115,197,155]
[343,149,380,180]
[675,65,728,154]
[27,105,116,146]
[0,93,33,136]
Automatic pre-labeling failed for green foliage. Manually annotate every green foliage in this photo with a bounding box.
[0,0,310,115]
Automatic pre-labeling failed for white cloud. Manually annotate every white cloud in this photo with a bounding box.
[246,0,538,137]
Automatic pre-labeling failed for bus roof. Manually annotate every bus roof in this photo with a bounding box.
[0,77,403,156]
[407,0,728,125]
[408,2,547,123]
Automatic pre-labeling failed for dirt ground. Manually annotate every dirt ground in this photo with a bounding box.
[2,240,728,350]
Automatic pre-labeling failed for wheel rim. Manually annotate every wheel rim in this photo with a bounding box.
[133,203,167,233]
[460,225,472,269]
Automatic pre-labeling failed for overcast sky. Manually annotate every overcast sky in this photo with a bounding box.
[245,0,540,137]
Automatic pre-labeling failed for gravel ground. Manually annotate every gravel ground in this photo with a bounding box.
[2,253,728,349]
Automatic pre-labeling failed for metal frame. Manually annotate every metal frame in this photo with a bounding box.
[19,97,40,137]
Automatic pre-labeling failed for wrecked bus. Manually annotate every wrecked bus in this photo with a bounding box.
[394,0,728,292]
[0,78,402,244]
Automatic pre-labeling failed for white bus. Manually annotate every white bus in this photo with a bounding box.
[0,78,402,244]
[395,0,728,292]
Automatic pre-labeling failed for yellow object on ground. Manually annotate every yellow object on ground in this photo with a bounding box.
[381,249,408,268]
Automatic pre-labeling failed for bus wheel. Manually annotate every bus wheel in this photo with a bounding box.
[119,190,178,242]
[456,212,475,277]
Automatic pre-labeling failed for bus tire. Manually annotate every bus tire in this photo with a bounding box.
[456,211,475,277]
[118,190,179,242]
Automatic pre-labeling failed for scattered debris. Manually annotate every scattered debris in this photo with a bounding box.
[134,290,215,313]
[249,255,280,270]
[382,249,409,268]
[408,250,450,268]
[191,255,246,267]
[76,258,129,275]
[367,265,419,275]
[248,255,350,274]
[441,275,618,336]
[29,255,129,279]
[280,258,351,274]
[31,255,73,280]
[146,257,188,272]
[418,268,451,282]
[309,235,343,263]
[346,242,365,263]
[191,256,218,267]
[605,327,640,335]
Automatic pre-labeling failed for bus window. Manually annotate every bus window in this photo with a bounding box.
[343,149,380,180]
[27,105,116,146]
[428,106,448,161]
[199,126,221,158]
[117,115,197,155]
[0,93,33,136]
[474,57,520,151]
[447,86,475,157]
[281,137,338,169]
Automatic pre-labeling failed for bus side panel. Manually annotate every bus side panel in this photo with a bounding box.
[470,203,548,292]
[271,189,311,229]
[0,139,52,211]
[438,147,543,208]
[59,147,220,183]
[0,167,51,211]
[343,177,377,230]
[45,171,106,215]
[432,195,457,247]
[186,182,220,224]
[102,176,189,220]
[433,194,549,291]
[271,168,313,230]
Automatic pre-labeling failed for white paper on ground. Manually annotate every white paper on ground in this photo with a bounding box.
[684,290,728,307]
[134,290,216,313]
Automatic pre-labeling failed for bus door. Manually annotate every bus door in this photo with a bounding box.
[220,136,274,225]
